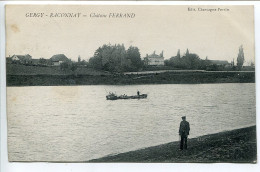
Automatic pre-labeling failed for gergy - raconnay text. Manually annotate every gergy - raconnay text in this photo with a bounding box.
[25,12,136,18]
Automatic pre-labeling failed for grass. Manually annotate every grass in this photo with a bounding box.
[89,126,257,163]
[6,64,255,86]
[6,63,109,76]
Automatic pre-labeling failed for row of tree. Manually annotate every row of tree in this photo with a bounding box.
[89,44,143,72]
[165,45,247,70]
[164,49,208,69]
[27,44,246,72]
[88,44,248,72]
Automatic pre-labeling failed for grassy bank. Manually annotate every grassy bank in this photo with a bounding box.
[7,71,255,86]
[6,63,255,86]
[6,64,109,76]
[89,126,257,163]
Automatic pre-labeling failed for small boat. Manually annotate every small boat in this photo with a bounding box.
[130,94,148,99]
[106,93,147,100]
[106,93,118,100]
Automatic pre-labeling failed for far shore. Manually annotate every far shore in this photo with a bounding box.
[89,126,257,163]
[6,63,255,86]
[6,71,255,86]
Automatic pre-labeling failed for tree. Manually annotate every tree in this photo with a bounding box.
[89,56,102,70]
[177,49,181,59]
[60,59,78,72]
[204,56,211,67]
[46,59,53,66]
[237,45,245,70]
[198,57,210,70]
[164,49,181,68]
[182,53,201,69]
[250,61,255,67]
[79,59,88,66]
[185,49,190,56]
[126,46,142,71]
[167,56,180,68]
[70,63,78,72]
[89,44,142,72]
[39,58,47,65]
[60,61,70,70]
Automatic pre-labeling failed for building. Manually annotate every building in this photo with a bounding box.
[209,60,231,67]
[9,54,32,64]
[53,60,64,66]
[144,51,164,66]
[50,54,69,66]
[205,59,232,71]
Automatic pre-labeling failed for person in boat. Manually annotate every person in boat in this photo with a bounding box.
[137,90,140,96]
[109,92,115,97]
[179,116,190,150]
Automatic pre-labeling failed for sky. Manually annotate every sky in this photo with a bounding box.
[6,5,255,64]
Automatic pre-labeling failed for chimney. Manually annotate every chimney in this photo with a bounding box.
[161,50,164,57]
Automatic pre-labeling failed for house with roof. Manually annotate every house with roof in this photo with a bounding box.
[205,59,232,71]
[50,54,69,66]
[144,51,164,66]
[209,60,230,66]
[10,54,32,64]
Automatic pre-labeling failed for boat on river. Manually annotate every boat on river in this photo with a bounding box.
[106,93,148,100]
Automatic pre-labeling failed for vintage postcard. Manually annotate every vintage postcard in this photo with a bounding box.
[6,5,256,162]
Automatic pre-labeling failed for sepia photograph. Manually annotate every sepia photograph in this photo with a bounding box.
[5,5,256,163]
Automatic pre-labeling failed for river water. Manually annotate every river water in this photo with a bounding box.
[7,83,256,161]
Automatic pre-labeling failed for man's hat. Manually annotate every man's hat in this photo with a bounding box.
[182,116,186,119]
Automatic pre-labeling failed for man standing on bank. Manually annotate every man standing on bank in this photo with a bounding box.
[179,116,190,150]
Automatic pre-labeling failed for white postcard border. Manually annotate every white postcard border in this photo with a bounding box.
[1,1,260,172]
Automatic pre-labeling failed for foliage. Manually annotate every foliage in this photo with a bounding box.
[60,60,78,72]
[177,49,181,59]
[39,58,47,65]
[60,61,70,70]
[89,44,142,73]
[89,56,102,70]
[70,63,78,72]
[181,53,201,69]
[78,60,88,66]
[166,49,203,69]
[237,45,245,70]
[125,46,143,71]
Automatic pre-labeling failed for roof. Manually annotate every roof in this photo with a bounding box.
[209,60,229,65]
[12,54,32,61]
[147,52,164,59]
[50,54,69,62]
[148,54,163,58]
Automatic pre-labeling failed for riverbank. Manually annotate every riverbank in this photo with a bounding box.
[6,63,110,76]
[89,126,257,163]
[7,71,255,86]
